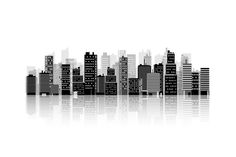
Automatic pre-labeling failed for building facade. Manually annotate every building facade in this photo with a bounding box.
[61,64,71,95]
[119,56,128,95]
[26,74,36,95]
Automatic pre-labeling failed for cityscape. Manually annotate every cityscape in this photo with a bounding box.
[26,49,210,96]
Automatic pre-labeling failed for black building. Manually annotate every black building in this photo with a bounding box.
[96,75,105,95]
[84,52,97,95]
[61,64,71,95]
[165,50,177,95]
[154,63,164,95]
[105,67,117,95]
[119,56,128,95]
[26,74,36,95]
[73,67,84,94]
[138,64,151,94]
[39,71,50,95]
[192,72,199,95]
[129,78,139,95]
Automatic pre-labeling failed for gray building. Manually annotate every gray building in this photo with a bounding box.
[182,59,192,95]
[26,74,36,95]
[138,64,151,94]
[39,71,50,95]
[96,75,105,95]
[45,55,53,92]
[154,63,164,95]
[192,71,199,95]
[119,56,128,95]
[200,68,210,95]
[147,73,160,95]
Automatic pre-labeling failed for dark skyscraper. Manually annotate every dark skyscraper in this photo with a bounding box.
[39,71,50,95]
[26,74,36,95]
[192,72,199,95]
[72,67,84,95]
[96,75,105,95]
[138,64,151,94]
[200,68,210,95]
[119,56,128,95]
[105,67,117,95]
[165,50,177,95]
[129,78,139,95]
[61,64,71,95]
[45,55,53,92]
[154,63,164,95]
[84,52,97,95]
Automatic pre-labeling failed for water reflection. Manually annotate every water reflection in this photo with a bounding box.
[26,95,210,124]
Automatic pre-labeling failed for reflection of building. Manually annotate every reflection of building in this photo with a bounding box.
[182,59,192,95]
[105,67,117,95]
[26,74,36,95]
[154,63,164,95]
[165,50,177,95]
[84,52,97,95]
[127,54,136,78]
[147,73,160,95]
[96,75,105,95]
[101,52,110,75]
[192,72,199,95]
[138,64,151,94]
[61,64,71,95]
[119,56,128,95]
[45,55,54,91]
[128,78,139,95]
[39,71,50,95]
[200,68,210,95]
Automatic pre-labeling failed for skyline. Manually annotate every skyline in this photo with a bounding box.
[26,49,210,96]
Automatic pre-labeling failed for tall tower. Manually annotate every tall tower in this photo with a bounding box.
[127,54,136,78]
[182,59,192,95]
[154,63,164,95]
[119,56,128,95]
[101,52,110,76]
[84,52,97,95]
[45,55,53,92]
[165,50,177,95]
[61,64,71,95]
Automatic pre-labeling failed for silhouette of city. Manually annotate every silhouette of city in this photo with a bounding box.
[26,49,210,96]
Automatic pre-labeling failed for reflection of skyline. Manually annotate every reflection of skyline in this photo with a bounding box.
[26,95,209,124]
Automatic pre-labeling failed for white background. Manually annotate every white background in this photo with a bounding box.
[0,0,235,156]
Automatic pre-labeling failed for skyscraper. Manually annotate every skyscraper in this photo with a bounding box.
[84,52,97,95]
[26,74,36,95]
[182,59,192,95]
[200,68,210,95]
[39,71,50,95]
[101,52,110,76]
[61,48,69,64]
[165,50,177,95]
[127,54,136,78]
[119,56,128,95]
[53,63,61,94]
[105,67,117,95]
[45,55,53,92]
[72,67,84,95]
[138,64,151,94]
[144,52,152,66]
[154,63,164,95]
[192,71,199,95]
[61,64,71,95]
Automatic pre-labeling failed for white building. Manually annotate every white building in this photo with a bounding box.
[127,54,136,78]
[101,52,110,75]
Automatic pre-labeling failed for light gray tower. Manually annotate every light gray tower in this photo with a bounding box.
[127,54,136,78]
[101,52,110,75]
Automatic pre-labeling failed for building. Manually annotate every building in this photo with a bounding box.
[129,78,139,95]
[165,50,177,95]
[144,52,152,66]
[101,52,110,76]
[96,75,105,95]
[72,67,84,94]
[61,64,71,95]
[127,54,136,78]
[138,64,151,94]
[51,84,59,95]
[119,56,128,95]
[61,48,69,64]
[26,74,36,95]
[154,63,164,95]
[105,67,117,95]
[53,63,61,94]
[45,55,53,92]
[39,71,50,95]
[182,59,192,95]
[192,72,199,95]
[147,73,160,95]
[84,52,97,95]
[200,68,210,95]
